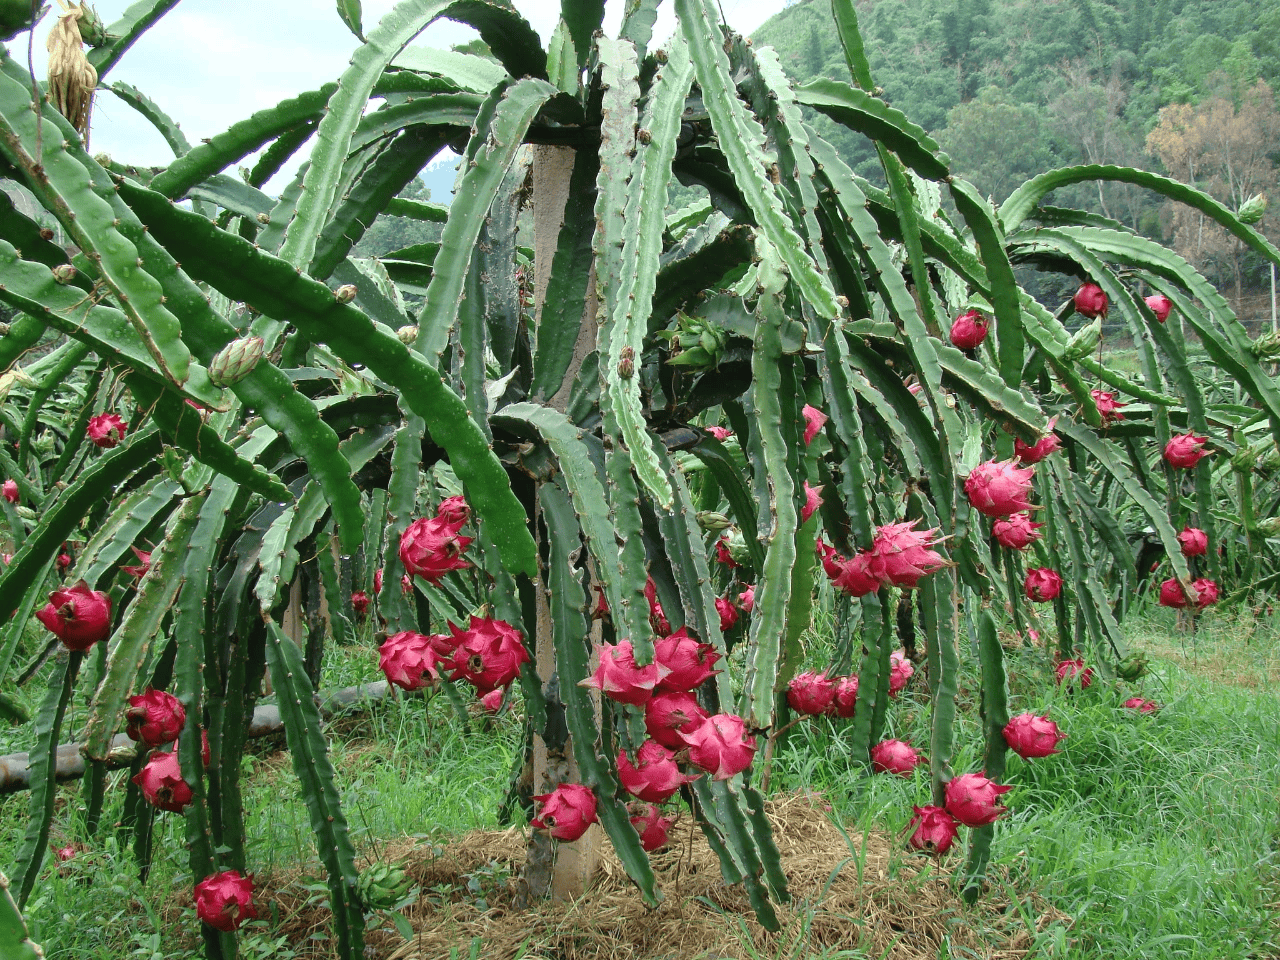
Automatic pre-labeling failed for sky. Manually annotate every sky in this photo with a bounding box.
[24,0,791,197]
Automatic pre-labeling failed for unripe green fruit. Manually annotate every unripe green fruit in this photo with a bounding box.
[357,863,413,910]
[1063,319,1102,360]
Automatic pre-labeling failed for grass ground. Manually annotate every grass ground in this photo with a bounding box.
[4,605,1279,960]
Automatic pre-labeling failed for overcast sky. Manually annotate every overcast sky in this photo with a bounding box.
[25,0,790,193]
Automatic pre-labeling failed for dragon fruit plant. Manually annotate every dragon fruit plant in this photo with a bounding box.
[0,0,1276,951]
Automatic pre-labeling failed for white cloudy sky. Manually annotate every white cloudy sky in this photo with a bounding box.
[25,0,790,191]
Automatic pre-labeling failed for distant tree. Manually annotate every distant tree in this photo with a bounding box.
[1146,79,1280,300]
[936,86,1055,203]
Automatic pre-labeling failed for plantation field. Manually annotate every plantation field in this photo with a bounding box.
[5,606,1278,960]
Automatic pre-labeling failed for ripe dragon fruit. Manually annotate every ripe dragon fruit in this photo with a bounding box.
[992,513,1044,550]
[644,690,708,749]
[1164,433,1211,469]
[1014,418,1060,464]
[125,688,186,747]
[194,870,258,932]
[399,516,472,583]
[629,803,675,852]
[786,671,836,716]
[949,309,990,350]
[964,459,1036,517]
[378,631,446,691]
[888,651,914,697]
[1145,293,1173,322]
[1002,713,1066,759]
[1177,527,1208,557]
[906,805,960,854]
[581,639,668,705]
[654,628,720,692]
[1055,658,1094,689]
[681,713,757,781]
[617,740,698,803]
[1024,567,1063,602]
[866,520,947,589]
[944,772,1012,827]
[802,404,828,445]
[447,616,531,693]
[36,581,112,651]
[830,675,859,718]
[1073,282,1108,319]
[531,783,598,841]
[133,750,193,813]
[86,412,128,448]
[870,739,922,776]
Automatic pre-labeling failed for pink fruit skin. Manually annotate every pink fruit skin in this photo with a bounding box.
[194,870,258,932]
[126,688,186,747]
[132,750,193,813]
[965,459,1036,517]
[654,628,721,692]
[888,651,914,697]
[36,581,112,651]
[1164,434,1210,469]
[645,690,708,749]
[1145,294,1172,322]
[681,713,757,781]
[1191,578,1219,608]
[87,412,128,448]
[629,803,675,851]
[121,546,151,579]
[435,494,470,524]
[531,783,598,841]
[949,309,990,350]
[870,739,922,776]
[1,479,16,503]
[802,481,823,523]
[866,520,946,589]
[1024,568,1063,602]
[786,672,836,716]
[350,590,370,616]
[1123,697,1160,713]
[581,640,668,705]
[944,772,1012,827]
[834,552,879,597]
[1055,658,1094,688]
[1091,389,1125,423]
[378,631,446,691]
[447,616,531,693]
[714,537,738,568]
[1177,527,1208,557]
[716,596,739,632]
[802,404,828,445]
[398,516,472,583]
[992,513,1044,550]
[907,805,960,854]
[1002,713,1066,759]
[738,584,755,612]
[830,676,859,718]
[1015,419,1061,464]
[617,740,697,803]
[1073,282,1108,319]
[645,576,671,637]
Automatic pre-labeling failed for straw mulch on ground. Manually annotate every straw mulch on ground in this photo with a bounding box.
[258,790,1068,960]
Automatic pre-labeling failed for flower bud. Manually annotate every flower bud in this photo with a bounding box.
[51,264,77,284]
[208,336,264,387]
[334,284,358,303]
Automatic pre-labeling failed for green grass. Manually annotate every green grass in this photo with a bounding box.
[6,610,1280,959]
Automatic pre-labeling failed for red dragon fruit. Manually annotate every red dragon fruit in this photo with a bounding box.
[1002,713,1066,759]
[965,459,1036,517]
[531,783,598,841]
[944,772,1011,827]
[681,713,757,781]
[617,740,698,803]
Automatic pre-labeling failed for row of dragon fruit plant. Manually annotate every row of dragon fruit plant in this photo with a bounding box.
[1,0,1279,955]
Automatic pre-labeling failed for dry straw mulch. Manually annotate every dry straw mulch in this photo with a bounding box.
[259,791,1068,960]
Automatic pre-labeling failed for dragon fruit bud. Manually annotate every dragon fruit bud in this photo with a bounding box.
[1025,567,1063,602]
[617,740,698,803]
[629,803,675,851]
[1002,713,1066,759]
[786,671,836,716]
[448,616,531,693]
[801,481,823,523]
[125,688,186,746]
[207,336,264,387]
[350,590,370,616]
[682,713,757,781]
[644,576,672,637]
[944,772,1012,827]
[121,546,151,579]
[435,494,470,525]
[1145,294,1173,322]
[831,675,859,718]
[1055,658,1094,689]
[1090,388,1125,424]
[1073,282,1108,319]
[802,404,828,445]
[87,412,127,448]
[378,631,446,690]
[1177,527,1208,557]
[581,640,669,705]
[889,651,915,697]
[654,628,721,692]
[644,690,708,749]
[1123,697,1160,713]
[993,513,1044,550]
[867,520,946,588]
[834,552,879,597]
[399,516,472,584]
[738,584,755,613]
[531,783,598,841]
[907,805,960,854]
[195,870,258,932]
[870,739,922,776]
[1164,433,1211,469]
[949,309,990,350]
[716,596,739,632]
[964,459,1036,517]
[36,580,112,651]
[2,479,16,503]
[133,750,193,813]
